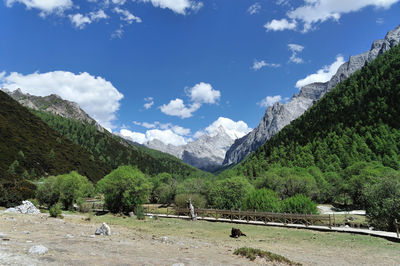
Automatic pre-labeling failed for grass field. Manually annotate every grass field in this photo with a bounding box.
[88,213,400,265]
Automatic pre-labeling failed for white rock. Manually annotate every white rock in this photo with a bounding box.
[5,201,40,215]
[95,223,111,236]
[29,245,48,255]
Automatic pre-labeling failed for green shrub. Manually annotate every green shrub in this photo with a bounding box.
[242,189,281,212]
[209,176,253,210]
[96,166,152,213]
[362,173,400,231]
[281,194,318,214]
[27,198,40,208]
[135,205,145,220]
[174,193,206,209]
[36,172,94,210]
[58,171,94,210]
[36,176,60,208]
[49,203,62,218]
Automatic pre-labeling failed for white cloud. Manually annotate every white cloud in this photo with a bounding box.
[69,10,109,29]
[111,27,124,39]
[113,7,142,23]
[288,43,304,64]
[144,97,154,109]
[247,2,261,15]
[295,55,345,88]
[267,0,400,33]
[5,0,73,16]
[258,95,282,108]
[0,71,123,129]
[112,0,126,5]
[376,18,384,24]
[252,60,281,70]
[187,82,220,104]
[161,82,220,119]
[139,0,203,15]
[194,117,252,139]
[160,98,201,119]
[120,124,190,145]
[264,18,297,31]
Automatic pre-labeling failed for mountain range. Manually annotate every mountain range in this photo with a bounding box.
[223,24,400,166]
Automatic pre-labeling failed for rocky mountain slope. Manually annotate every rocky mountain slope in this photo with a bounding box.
[3,88,104,132]
[223,24,400,166]
[144,126,235,172]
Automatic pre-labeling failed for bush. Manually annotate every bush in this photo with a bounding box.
[36,172,94,210]
[96,166,152,213]
[135,205,145,220]
[281,194,318,214]
[174,193,206,209]
[49,203,62,218]
[363,173,400,231]
[36,176,60,208]
[209,176,253,210]
[234,247,301,265]
[242,189,281,212]
[27,198,40,208]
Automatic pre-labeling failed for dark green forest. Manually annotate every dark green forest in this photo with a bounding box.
[0,91,111,205]
[32,110,210,180]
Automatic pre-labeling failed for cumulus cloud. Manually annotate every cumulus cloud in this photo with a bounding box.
[113,7,142,23]
[257,95,282,108]
[295,55,345,88]
[69,10,109,29]
[194,117,252,139]
[264,18,297,31]
[160,82,220,119]
[266,0,400,33]
[187,82,220,104]
[139,0,203,15]
[288,43,304,64]
[252,60,281,70]
[120,121,191,145]
[0,71,123,129]
[5,0,73,16]
[160,99,201,119]
[143,97,154,109]
[247,2,261,15]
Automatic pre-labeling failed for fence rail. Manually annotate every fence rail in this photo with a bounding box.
[146,206,334,229]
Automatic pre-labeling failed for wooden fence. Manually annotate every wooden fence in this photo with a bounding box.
[146,206,334,229]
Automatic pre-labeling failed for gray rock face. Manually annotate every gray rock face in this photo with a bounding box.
[5,201,40,215]
[3,88,104,132]
[223,24,400,166]
[144,126,235,172]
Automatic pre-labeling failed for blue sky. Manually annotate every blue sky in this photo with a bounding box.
[1,0,400,145]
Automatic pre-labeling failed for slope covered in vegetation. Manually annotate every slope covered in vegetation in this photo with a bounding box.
[233,44,400,177]
[32,110,211,180]
[0,91,111,205]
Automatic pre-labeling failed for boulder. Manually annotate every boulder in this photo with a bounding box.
[95,222,111,236]
[5,201,40,215]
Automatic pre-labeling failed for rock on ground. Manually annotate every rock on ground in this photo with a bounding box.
[29,245,48,255]
[5,201,40,215]
[95,223,111,236]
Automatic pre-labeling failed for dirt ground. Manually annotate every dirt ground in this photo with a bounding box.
[1,211,399,266]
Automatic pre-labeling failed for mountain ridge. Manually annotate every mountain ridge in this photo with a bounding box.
[223,24,400,166]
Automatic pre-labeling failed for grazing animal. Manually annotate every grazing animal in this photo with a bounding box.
[230,228,246,238]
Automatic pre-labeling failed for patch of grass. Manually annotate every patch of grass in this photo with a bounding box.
[234,247,301,265]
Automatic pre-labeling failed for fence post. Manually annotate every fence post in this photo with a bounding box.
[333,214,336,227]
[216,209,218,220]
[396,219,399,238]
[329,214,332,229]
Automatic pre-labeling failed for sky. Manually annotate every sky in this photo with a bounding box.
[1,0,400,146]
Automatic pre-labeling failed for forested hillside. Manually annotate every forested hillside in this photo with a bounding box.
[232,44,400,177]
[0,91,110,205]
[33,110,211,180]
